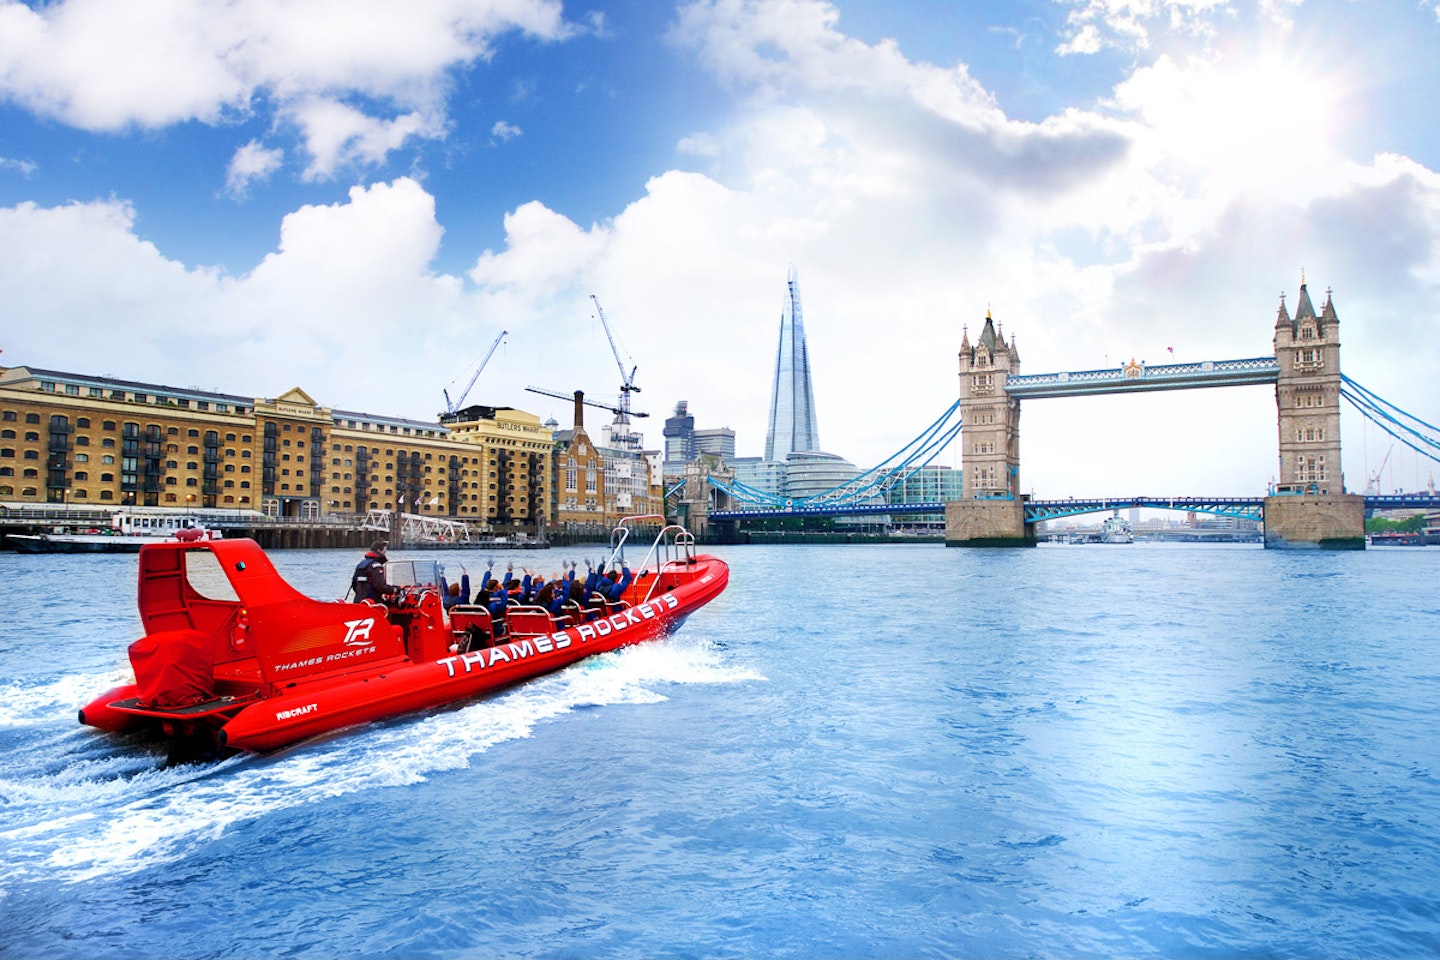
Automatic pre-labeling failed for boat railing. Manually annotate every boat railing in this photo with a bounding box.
[605,515,698,605]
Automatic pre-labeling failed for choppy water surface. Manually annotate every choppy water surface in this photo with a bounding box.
[2,542,1438,958]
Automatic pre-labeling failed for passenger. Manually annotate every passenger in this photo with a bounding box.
[535,563,576,617]
[439,571,470,611]
[514,568,541,605]
[475,559,504,612]
[533,580,556,614]
[580,559,617,617]
[492,562,521,606]
[556,561,577,609]
[351,540,398,603]
[485,579,509,617]
[568,578,599,621]
[599,563,633,602]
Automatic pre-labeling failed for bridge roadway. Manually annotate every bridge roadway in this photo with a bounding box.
[709,492,1440,523]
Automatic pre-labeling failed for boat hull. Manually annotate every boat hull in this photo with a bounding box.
[8,534,154,554]
[217,586,716,752]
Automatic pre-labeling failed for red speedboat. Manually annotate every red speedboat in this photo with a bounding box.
[79,518,728,758]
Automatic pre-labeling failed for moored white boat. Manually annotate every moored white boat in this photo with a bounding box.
[7,508,218,553]
[1097,515,1134,544]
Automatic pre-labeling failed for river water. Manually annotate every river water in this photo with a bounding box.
[2,542,1438,958]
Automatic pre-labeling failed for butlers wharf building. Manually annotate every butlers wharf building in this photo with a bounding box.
[0,364,561,548]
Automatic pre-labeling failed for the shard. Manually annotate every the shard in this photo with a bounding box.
[764,265,821,462]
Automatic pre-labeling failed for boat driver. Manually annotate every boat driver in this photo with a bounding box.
[351,540,399,603]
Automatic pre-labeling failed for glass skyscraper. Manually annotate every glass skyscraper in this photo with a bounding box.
[764,265,821,462]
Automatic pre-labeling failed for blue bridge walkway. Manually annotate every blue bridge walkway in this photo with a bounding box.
[709,493,1440,524]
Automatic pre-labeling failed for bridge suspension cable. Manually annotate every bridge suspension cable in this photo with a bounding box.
[707,475,789,507]
[1340,375,1440,466]
[807,397,964,506]
[711,398,964,509]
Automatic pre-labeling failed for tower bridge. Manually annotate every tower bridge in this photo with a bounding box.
[947,279,1360,548]
[683,277,1440,548]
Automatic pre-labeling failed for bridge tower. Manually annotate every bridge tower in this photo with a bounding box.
[675,455,735,541]
[1265,278,1364,547]
[947,312,1033,546]
[957,312,1022,498]
[1273,279,1343,494]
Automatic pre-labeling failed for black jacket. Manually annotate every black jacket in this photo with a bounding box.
[352,551,395,602]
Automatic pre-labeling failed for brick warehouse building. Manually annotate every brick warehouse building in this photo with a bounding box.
[0,365,552,534]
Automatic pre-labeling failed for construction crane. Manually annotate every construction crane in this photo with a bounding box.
[1367,443,1394,495]
[525,385,650,421]
[442,329,507,416]
[590,295,641,450]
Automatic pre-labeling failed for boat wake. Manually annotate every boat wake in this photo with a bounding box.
[0,635,763,885]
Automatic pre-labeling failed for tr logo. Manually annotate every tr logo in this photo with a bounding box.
[342,618,376,647]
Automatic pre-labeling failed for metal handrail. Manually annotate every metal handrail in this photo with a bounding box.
[603,515,698,604]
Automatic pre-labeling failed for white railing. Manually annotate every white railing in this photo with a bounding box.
[361,509,476,543]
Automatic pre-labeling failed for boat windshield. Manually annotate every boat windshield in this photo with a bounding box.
[384,559,443,591]
[183,549,241,602]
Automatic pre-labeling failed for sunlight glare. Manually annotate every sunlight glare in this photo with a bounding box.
[1121,52,1344,192]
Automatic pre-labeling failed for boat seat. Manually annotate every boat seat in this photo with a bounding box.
[555,601,583,629]
[506,606,558,638]
[449,605,494,650]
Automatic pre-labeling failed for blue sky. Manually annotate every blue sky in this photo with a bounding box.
[3,0,1440,497]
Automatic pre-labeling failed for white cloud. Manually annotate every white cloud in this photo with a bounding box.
[678,131,721,156]
[2,0,1438,500]
[225,140,284,197]
[289,98,440,180]
[0,180,468,411]
[0,155,37,177]
[1054,0,1306,55]
[0,0,575,176]
[490,119,523,143]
